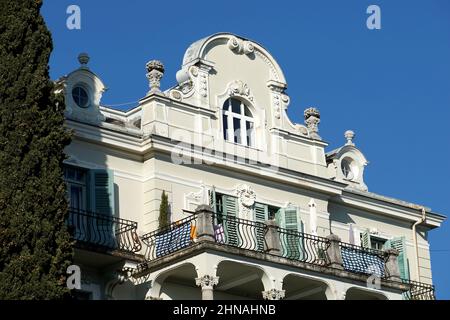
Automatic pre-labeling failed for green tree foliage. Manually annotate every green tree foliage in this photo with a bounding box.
[159,191,170,229]
[0,0,74,299]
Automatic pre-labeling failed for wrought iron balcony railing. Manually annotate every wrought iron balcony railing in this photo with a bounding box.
[67,208,141,254]
[141,214,197,260]
[278,227,331,266]
[211,213,268,252]
[402,279,436,300]
[139,210,436,300]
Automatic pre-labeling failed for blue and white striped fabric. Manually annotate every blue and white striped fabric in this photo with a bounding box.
[155,223,191,257]
[341,247,385,277]
[214,224,225,244]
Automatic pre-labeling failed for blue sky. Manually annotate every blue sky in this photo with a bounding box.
[42,0,450,298]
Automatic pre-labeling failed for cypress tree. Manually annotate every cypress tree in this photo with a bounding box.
[0,0,74,299]
[159,191,170,229]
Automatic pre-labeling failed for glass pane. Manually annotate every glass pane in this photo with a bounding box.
[67,168,75,180]
[70,185,83,210]
[231,99,241,114]
[246,121,254,146]
[72,87,88,107]
[233,117,241,144]
[341,160,352,178]
[222,113,228,140]
[244,105,252,117]
[75,169,85,182]
[224,98,231,112]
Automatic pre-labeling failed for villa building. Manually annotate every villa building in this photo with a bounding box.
[56,33,445,300]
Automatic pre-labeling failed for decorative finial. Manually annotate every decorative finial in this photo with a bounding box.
[304,107,321,140]
[146,60,165,94]
[78,53,90,69]
[345,130,355,146]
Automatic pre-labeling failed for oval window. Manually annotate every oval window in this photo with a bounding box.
[72,86,89,108]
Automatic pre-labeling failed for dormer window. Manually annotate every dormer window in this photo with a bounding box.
[222,98,255,147]
[72,86,89,108]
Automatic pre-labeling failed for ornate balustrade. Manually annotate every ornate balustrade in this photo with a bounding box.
[402,279,436,300]
[138,207,435,300]
[211,213,267,252]
[277,227,331,266]
[140,214,197,260]
[67,208,141,253]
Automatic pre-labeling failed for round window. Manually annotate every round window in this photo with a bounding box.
[341,157,358,181]
[72,86,89,108]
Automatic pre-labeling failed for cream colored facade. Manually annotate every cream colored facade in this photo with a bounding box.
[58,33,445,300]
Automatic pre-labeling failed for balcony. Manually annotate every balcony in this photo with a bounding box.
[67,208,142,255]
[137,207,435,300]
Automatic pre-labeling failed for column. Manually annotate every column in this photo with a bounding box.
[195,275,219,300]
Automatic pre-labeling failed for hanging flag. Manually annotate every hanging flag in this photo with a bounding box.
[341,246,385,278]
[214,224,225,244]
[190,225,197,240]
[155,223,191,257]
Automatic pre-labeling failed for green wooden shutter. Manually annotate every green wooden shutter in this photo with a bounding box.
[386,237,410,280]
[208,187,216,213]
[90,169,114,215]
[254,203,268,251]
[223,195,239,246]
[299,220,305,260]
[279,207,302,260]
[361,230,371,248]
[275,208,283,228]
[89,169,115,248]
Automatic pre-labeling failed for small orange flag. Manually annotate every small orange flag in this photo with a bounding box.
[190,225,197,240]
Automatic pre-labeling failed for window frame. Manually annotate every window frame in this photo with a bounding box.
[64,165,88,211]
[71,83,91,108]
[370,236,387,250]
[222,98,256,147]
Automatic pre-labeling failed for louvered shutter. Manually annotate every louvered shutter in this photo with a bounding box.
[89,169,115,248]
[208,187,216,213]
[385,237,410,280]
[223,195,239,246]
[278,207,302,260]
[90,169,114,215]
[254,203,268,251]
[361,230,371,248]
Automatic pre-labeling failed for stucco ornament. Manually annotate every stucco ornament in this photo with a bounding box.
[262,289,285,300]
[227,36,255,56]
[304,107,321,140]
[228,80,253,101]
[345,130,355,146]
[195,275,219,289]
[236,184,256,220]
[228,36,240,51]
[146,60,165,94]
[78,53,90,69]
[243,41,254,54]
[236,184,256,207]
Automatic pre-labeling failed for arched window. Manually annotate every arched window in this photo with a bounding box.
[222,98,255,147]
